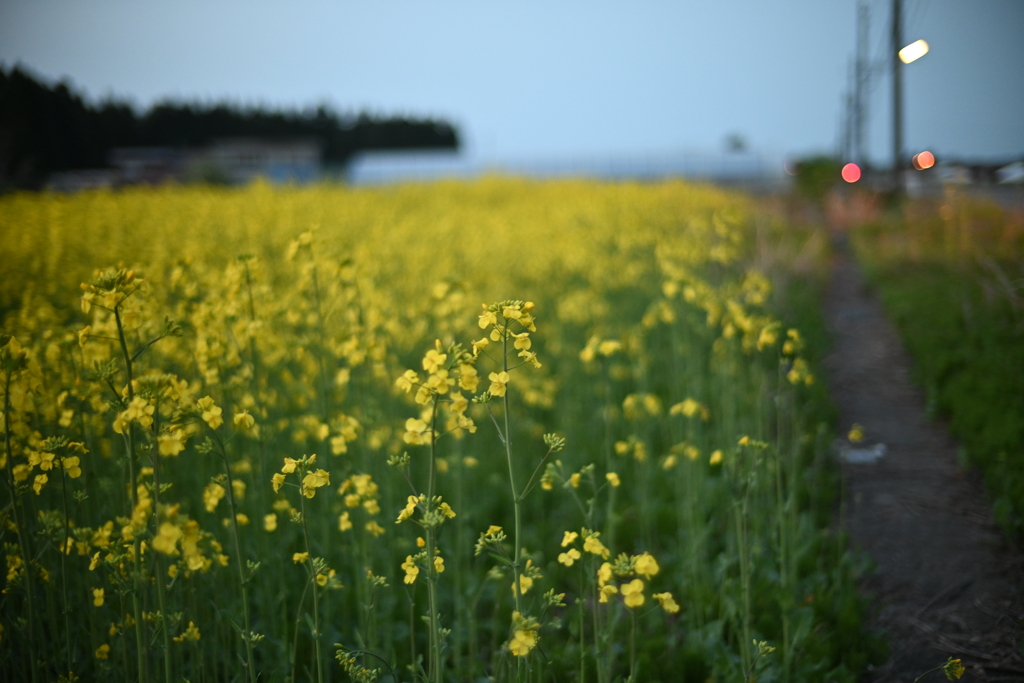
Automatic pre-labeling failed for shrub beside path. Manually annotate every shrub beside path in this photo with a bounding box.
[823,237,1024,682]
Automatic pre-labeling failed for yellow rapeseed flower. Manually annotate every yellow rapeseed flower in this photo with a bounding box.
[514,574,534,595]
[125,396,155,427]
[396,495,419,523]
[402,556,419,584]
[158,430,187,457]
[605,472,620,487]
[293,552,309,564]
[173,621,201,643]
[93,588,104,607]
[508,628,538,657]
[458,364,479,391]
[583,533,610,559]
[621,579,645,608]
[152,523,182,555]
[558,548,582,566]
[634,552,660,579]
[848,424,864,443]
[62,455,82,478]
[943,657,965,680]
[95,643,110,659]
[478,309,497,329]
[403,418,431,446]
[301,469,330,498]
[422,349,447,374]
[653,592,681,613]
[233,410,255,431]
[488,371,509,397]
[203,483,225,512]
[197,396,223,429]
[599,584,618,603]
[395,369,419,393]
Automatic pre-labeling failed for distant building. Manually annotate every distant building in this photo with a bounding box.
[109,147,189,185]
[195,138,324,185]
[46,138,325,191]
[997,161,1024,184]
[46,169,119,192]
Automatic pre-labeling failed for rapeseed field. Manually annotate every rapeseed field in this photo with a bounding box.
[0,178,873,682]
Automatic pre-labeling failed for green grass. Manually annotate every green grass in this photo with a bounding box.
[851,200,1024,537]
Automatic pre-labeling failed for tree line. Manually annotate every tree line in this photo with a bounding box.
[0,66,460,190]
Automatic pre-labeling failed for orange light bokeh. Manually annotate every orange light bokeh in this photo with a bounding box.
[912,150,935,170]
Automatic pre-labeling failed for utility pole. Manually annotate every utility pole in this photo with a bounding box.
[892,0,903,193]
[843,60,856,162]
[855,1,869,166]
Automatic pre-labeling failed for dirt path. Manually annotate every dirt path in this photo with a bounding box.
[823,239,1024,682]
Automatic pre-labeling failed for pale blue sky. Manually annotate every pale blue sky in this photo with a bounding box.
[2,0,1022,165]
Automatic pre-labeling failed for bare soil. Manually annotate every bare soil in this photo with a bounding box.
[823,237,1024,682]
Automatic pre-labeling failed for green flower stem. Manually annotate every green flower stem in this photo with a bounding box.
[58,460,73,676]
[578,589,586,683]
[113,305,148,683]
[425,396,442,683]
[290,578,311,683]
[602,373,616,552]
[306,252,332,422]
[592,577,607,683]
[150,409,174,683]
[733,492,752,675]
[3,372,39,683]
[629,608,638,683]
[501,330,524,620]
[499,325,527,683]
[215,433,259,683]
[298,488,324,683]
[775,363,792,682]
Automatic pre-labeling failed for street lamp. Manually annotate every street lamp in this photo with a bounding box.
[899,39,929,64]
[892,0,929,194]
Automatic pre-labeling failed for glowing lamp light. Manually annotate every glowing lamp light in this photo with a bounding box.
[912,150,935,170]
[841,163,862,183]
[899,39,930,64]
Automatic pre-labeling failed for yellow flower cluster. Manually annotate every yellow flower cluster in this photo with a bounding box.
[271,454,330,499]
[508,610,541,657]
[582,545,679,613]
